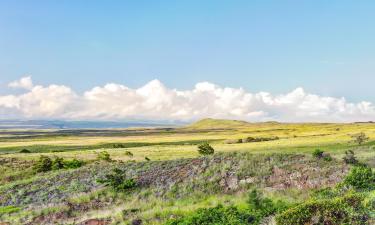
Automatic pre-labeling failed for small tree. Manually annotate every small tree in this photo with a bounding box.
[197,143,214,155]
[351,132,369,145]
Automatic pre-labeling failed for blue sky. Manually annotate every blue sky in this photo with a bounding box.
[0,1,374,104]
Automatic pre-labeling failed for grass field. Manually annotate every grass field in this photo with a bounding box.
[0,119,374,224]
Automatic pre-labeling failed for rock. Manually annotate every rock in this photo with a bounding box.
[78,219,111,225]
[239,177,255,185]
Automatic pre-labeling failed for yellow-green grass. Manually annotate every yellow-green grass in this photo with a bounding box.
[1,120,374,163]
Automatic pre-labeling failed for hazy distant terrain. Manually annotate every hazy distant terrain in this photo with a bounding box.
[0,120,179,129]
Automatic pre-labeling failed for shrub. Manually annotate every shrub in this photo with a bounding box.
[276,193,369,225]
[51,157,65,170]
[166,204,255,225]
[343,150,358,165]
[98,168,137,191]
[323,154,333,161]
[19,149,31,153]
[145,157,151,161]
[64,159,84,169]
[97,151,111,161]
[33,155,53,172]
[343,165,375,190]
[351,132,369,145]
[197,143,215,155]
[247,189,288,218]
[312,149,324,158]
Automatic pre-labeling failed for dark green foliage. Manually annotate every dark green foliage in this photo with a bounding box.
[51,157,65,170]
[145,157,151,161]
[343,150,358,165]
[33,156,83,173]
[111,143,127,148]
[33,155,53,172]
[98,168,137,191]
[247,189,289,218]
[351,132,369,145]
[243,136,279,143]
[197,143,215,155]
[63,159,84,169]
[19,149,31,153]
[97,151,111,161]
[343,165,375,190]
[276,193,369,225]
[323,154,332,161]
[166,204,255,225]
[312,149,324,158]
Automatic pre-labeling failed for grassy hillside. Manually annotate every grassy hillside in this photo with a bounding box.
[0,119,374,224]
[187,118,251,129]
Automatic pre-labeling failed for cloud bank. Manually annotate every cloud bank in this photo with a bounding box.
[1,76,374,122]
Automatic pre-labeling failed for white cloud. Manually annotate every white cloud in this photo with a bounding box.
[8,76,34,90]
[0,76,374,122]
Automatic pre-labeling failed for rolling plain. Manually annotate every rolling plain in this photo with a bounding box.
[0,118,374,224]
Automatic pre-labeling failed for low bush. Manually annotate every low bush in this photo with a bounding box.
[343,164,375,190]
[33,156,83,173]
[19,149,31,153]
[145,157,151,161]
[33,155,53,172]
[98,168,137,191]
[276,193,369,225]
[197,143,215,155]
[166,204,255,225]
[64,159,84,169]
[312,149,324,158]
[97,151,111,161]
[51,157,65,170]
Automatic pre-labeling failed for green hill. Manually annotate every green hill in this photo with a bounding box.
[187,118,250,129]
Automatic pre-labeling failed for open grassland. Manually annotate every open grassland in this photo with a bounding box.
[0,119,374,224]
[1,119,374,163]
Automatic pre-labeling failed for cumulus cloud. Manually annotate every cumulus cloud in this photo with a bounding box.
[0,76,374,122]
[8,76,34,90]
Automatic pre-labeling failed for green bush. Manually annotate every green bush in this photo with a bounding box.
[166,204,255,225]
[33,156,83,173]
[33,155,53,172]
[247,189,289,218]
[197,143,215,155]
[323,154,333,161]
[97,151,111,161]
[19,149,31,153]
[343,165,375,190]
[276,193,369,225]
[98,168,137,191]
[64,159,84,169]
[312,149,324,158]
[51,157,65,170]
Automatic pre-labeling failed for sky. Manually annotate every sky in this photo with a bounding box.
[0,1,375,122]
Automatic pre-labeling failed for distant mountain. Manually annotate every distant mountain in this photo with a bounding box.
[187,118,251,129]
[0,120,182,129]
